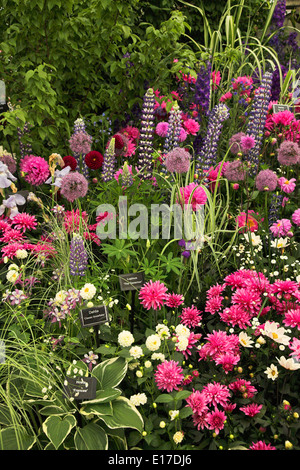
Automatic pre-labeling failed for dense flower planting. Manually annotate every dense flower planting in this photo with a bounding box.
[0,0,300,453]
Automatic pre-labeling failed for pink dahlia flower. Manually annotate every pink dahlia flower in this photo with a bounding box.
[206,409,226,435]
[278,176,296,193]
[20,155,50,186]
[269,218,292,237]
[11,213,37,232]
[292,208,300,226]
[249,441,276,450]
[240,403,263,417]
[139,280,167,310]
[186,389,208,414]
[202,381,231,408]
[179,183,207,210]
[179,305,203,328]
[183,118,200,135]
[154,360,184,392]
[164,293,184,308]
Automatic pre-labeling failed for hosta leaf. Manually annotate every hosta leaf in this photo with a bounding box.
[42,414,76,449]
[74,423,108,450]
[99,396,144,433]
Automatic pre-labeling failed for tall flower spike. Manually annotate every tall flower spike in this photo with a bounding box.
[195,103,230,176]
[245,71,273,174]
[69,118,91,178]
[194,61,211,117]
[163,101,182,153]
[69,234,88,277]
[121,161,133,187]
[102,138,116,182]
[136,88,156,179]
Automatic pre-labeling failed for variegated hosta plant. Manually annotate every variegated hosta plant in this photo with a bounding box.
[0,354,143,450]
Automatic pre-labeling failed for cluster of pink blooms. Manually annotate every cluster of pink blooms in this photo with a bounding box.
[20,155,50,186]
[220,75,253,103]
[265,109,300,143]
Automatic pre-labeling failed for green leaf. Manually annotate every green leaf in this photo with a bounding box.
[80,401,113,417]
[42,414,76,449]
[99,397,144,433]
[74,423,108,450]
[80,388,121,405]
[154,394,174,403]
[0,427,36,450]
[91,356,128,389]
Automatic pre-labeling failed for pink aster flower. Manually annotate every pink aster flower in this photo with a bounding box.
[154,360,184,392]
[270,218,292,237]
[164,293,184,308]
[179,305,203,328]
[11,213,37,232]
[206,409,226,435]
[249,441,276,450]
[278,177,296,194]
[240,403,263,417]
[63,209,88,233]
[292,208,300,226]
[20,155,50,186]
[202,382,231,408]
[186,389,208,414]
[179,183,207,211]
[183,118,200,135]
[139,280,168,310]
[283,308,300,330]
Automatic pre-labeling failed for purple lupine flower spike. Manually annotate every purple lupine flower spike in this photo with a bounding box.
[194,61,211,116]
[136,88,156,179]
[245,71,273,175]
[102,138,116,182]
[163,101,182,153]
[195,103,230,176]
[69,234,88,277]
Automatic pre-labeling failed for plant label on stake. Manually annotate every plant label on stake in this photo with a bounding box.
[119,272,144,333]
[118,272,145,291]
[80,305,109,348]
[272,104,293,113]
[63,377,97,401]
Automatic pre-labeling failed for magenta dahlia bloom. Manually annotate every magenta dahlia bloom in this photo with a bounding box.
[154,360,184,392]
[255,169,278,191]
[240,134,255,153]
[269,218,292,237]
[179,183,207,210]
[60,171,88,203]
[164,293,184,308]
[179,305,203,328]
[202,382,231,408]
[139,280,168,310]
[11,213,37,232]
[206,409,226,435]
[283,308,300,330]
[186,389,208,414]
[292,208,300,226]
[249,441,276,450]
[20,155,50,186]
[164,147,191,174]
[240,403,263,417]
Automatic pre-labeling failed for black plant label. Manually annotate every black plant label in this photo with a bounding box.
[80,305,109,328]
[63,377,97,401]
[119,272,145,291]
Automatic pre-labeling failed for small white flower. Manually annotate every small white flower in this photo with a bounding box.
[169,410,180,421]
[176,335,189,351]
[239,331,254,348]
[264,364,279,380]
[151,352,165,362]
[129,345,143,359]
[173,431,184,444]
[175,324,190,337]
[276,356,300,370]
[6,270,18,283]
[156,323,170,339]
[15,249,28,259]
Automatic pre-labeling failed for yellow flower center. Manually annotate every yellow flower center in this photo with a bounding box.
[272,332,278,340]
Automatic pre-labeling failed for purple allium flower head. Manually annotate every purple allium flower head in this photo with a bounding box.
[69,131,92,156]
[277,141,300,166]
[156,122,169,137]
[224,160,246,182]
[255,169,278,192]
[164,147,191,174]
[60,171,88,202]
[229,132,246,154]
[69,234,88,277]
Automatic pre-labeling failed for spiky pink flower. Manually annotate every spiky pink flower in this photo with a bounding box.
[231,287,262,314]
[219,305,252,329]
[205,296,223,315]
[139,280,168,310]
[240,403,263,417]
[215,352,240,373]
[154,360,184,392]
[202,382,231,408]
[249,441,276,450]
[206,409,227,435]
[289,337,300,361]
[0,228,24,243]
[229,378,257,398]
[240,134,256,153]
[179,183,207,210]
[283,308,300,330]
[155,122,169,137]
[179,305,202,328]
[164,293,184,308]
[186,389,208,414]
[11,213,37,232]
